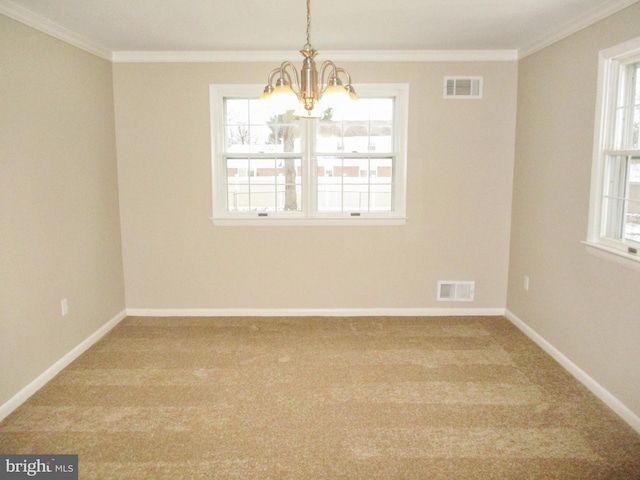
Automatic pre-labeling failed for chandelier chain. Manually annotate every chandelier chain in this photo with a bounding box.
[305,0,312,49]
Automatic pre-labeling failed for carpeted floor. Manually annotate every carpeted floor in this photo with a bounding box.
[1,316,640,479]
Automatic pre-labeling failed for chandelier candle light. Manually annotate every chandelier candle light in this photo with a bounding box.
[259,0,358,117]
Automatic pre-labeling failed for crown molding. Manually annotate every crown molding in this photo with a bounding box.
[0,0,112,60]
[111,49,518,64]
[518,0,640,59]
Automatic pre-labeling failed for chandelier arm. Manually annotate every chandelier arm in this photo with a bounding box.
[335,67,353,86]
[279,61,301,94]
[318,60,338,94]
[266,67,282,86]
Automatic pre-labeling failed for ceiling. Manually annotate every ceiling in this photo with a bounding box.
[1,0,638,59]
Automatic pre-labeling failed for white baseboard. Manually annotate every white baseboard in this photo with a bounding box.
[505,309,640,435]
[126,307,507,317]
[0,309,127,422]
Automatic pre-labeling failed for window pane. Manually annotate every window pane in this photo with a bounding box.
[615,103,640,150]
[277,158,302,211]
[224,99,301,154]
[249,186,276,212]
[603,197,625,240]
[226,158,249,180]
[370,185,393,212]
[248,125,272,152]
[370,158,393,180]
[370,158,393,212]
[603,155,640,244]
[317,156,343,211]
[267,119,301,153]
[614,62,640,149]
[226,125,249,151]
[249,159,275,182]
[634,62,640,118]
[318,99,394,154]
[625,156,640,243]
[226,99,249,125]
[633,105,639,149]
[249,99,272,125]
[344,124,370,153]
[226,158,250,212]
[317,156,393,212]
[225,157,301,212]
[603,155,626,240]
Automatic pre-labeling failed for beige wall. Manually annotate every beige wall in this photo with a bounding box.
[507,4,640,416]
[113,61,517,310]
[0,16,126,406]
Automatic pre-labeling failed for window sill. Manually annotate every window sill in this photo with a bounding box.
[581,241,640,273]
[211,216,407,227]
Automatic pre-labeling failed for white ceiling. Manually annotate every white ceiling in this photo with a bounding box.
[1,0,638,59]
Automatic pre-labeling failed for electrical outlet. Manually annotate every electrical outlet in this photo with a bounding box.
[61,298,68,316]
[524,276,530,291]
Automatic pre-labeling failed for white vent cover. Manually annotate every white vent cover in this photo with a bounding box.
[437,281,475,302]
[444,77,483,99]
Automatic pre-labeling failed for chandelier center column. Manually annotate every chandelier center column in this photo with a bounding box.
[300,48,318,114]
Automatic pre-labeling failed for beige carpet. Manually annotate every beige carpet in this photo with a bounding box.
[1,316,640,479]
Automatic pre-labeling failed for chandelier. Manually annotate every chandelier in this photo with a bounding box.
[259,0,357,117]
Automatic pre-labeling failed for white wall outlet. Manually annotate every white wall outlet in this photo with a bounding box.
[61,298,68,316]
[524,276,530,291]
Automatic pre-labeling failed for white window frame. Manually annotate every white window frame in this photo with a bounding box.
[585,36,640,272]
[209,84,409,226]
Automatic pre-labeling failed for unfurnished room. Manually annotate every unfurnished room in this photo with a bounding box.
[1,0,640,478]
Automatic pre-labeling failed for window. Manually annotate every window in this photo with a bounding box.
[587,37,640,267]
[210,84,408,225]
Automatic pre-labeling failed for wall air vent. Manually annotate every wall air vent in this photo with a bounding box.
[444,77,483,99]
[437,281,475,302]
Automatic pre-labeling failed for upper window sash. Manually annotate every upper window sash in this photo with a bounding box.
[612,60,640,151]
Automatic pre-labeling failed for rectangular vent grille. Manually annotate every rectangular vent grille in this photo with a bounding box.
[437,281,475,302]
[444,77,483,99]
